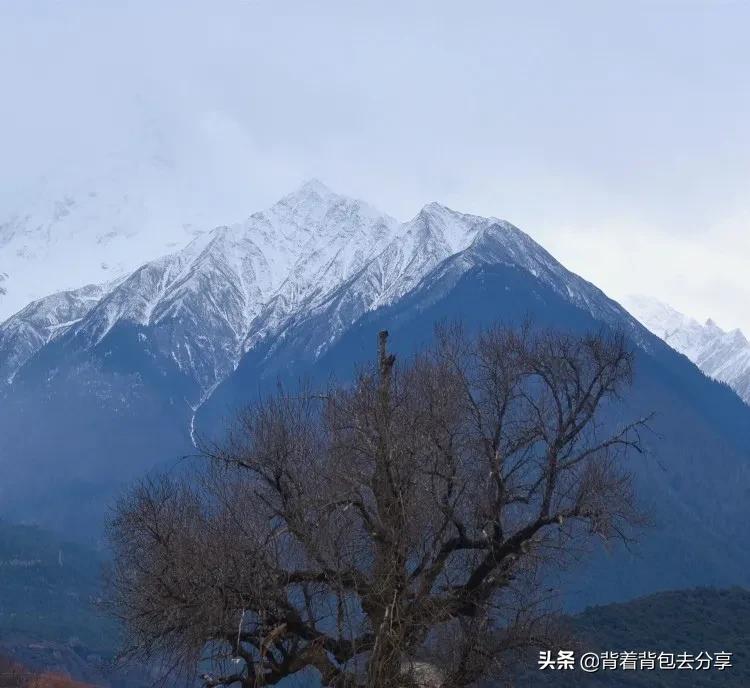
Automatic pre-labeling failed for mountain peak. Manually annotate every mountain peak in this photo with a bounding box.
[417,201,477,225]
[409,201,482,254]
[280,178,340,206]
[298,177,335,195]
[421,200,453,214]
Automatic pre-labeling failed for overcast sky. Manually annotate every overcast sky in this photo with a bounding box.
[2,1,749,331]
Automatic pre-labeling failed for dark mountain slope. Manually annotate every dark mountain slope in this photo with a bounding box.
[0,520,115,655]
[0,323,195,540]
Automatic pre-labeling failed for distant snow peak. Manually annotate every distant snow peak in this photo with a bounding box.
[283,177,337,203]
[624,295,750,405]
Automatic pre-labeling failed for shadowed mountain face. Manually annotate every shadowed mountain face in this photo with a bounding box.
[1,183,749,610]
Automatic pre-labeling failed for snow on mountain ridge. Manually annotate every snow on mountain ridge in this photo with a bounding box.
[624,295,750,405]
[0,280,119,384]
[2,181,646,406]
[40,182,403,395]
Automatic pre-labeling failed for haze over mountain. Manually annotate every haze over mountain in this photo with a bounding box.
[1,182,750,613]
[0,155,221,323]
[625,295,750,405]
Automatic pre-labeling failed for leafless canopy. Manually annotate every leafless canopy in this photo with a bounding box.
[107,324,650,687]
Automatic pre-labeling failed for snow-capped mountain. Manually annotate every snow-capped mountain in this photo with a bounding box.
[1,180,642,402]
[624,295,750,405]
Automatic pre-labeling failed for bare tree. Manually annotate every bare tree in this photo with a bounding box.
[106,324,650,687]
